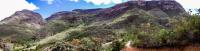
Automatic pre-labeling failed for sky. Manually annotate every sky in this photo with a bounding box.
[0,0,199,20]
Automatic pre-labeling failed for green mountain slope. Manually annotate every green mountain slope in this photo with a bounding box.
[1,1,200,51]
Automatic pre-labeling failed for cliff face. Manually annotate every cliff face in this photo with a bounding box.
[0,10,45,29]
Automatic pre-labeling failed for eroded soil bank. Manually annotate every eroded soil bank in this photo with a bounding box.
[121,44,200,51]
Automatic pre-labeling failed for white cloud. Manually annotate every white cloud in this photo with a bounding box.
[69,0,200,9]
[69,0,124,5]
[0,0,39,21]
[84,0,124,5]
[176,0,200,13]
[41,0,55,4]
[176,0,200,9]
[70,0,79,2]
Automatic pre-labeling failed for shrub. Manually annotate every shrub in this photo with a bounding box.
[175,15,200,43]
[155,29,182,46]
[66,31,87,41]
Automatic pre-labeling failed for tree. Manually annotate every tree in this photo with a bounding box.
[198,8,200,14]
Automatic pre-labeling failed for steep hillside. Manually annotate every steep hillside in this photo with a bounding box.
[0,10,45,29]
[46,1,186,28]
[25,1,199,51]
[0,10,45,47]
[1,1,200,51]
[41,1,186,37]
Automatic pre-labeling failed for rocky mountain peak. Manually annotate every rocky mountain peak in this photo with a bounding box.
[0,9,45,29]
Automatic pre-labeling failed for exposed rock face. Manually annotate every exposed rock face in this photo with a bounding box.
[72,8,102,14]
[97,1,185,18]
[0,10,45,29]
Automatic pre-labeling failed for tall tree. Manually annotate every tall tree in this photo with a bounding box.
[197,8,200,15]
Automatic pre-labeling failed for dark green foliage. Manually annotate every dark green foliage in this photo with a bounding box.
[111,41,123,51]
[120,21,187,47]
[154,29,184,46]
[175,15,200,43]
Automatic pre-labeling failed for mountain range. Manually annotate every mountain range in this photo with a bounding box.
[0,1,200,51]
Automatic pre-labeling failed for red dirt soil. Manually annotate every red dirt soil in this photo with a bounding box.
[121,44,200,51]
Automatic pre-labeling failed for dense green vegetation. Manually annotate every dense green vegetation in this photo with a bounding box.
[1,8,200,51]
[6,13,199,51]
[29,14,200,51]
[0,24,37,44]
[0,13,199,51]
